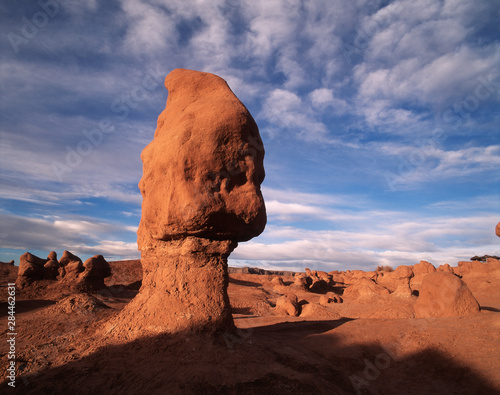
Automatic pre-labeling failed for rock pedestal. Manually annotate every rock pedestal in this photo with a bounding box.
[110,69,266,338]
[116,238,236,335]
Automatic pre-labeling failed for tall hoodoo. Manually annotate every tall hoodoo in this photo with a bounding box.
[112,69,266,337]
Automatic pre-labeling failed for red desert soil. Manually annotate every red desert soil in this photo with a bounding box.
[1,260,499,394]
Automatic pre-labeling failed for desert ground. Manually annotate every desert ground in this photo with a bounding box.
[1,257,499,394]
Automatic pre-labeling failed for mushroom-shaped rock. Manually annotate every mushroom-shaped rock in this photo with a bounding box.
[275,293,300,316]
[414,272,480,318]
[319,292,342,306]
[47,251,57,261]
[43,259,60,280]
[16,252,47,288]
[59,250,83,268]
[63,260,84,280]
[78,255,111,291]
[111,69,266,337]
[290,273,308,291]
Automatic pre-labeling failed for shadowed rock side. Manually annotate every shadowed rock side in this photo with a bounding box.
[109,69,266,338]
[15,251,111,293]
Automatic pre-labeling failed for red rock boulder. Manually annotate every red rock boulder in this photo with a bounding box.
[414,272,480,318]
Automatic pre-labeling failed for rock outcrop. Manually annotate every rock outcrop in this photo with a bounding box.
[376,265,413,293]
[275,293,300,316]
[15,250,111,292]
[79,255,112,291]
[17,252,47,287]
[409,260,436,292]
[414,272,480,318]
[319,292,342,305]
[343,278,390,300]
[111,69,266,337]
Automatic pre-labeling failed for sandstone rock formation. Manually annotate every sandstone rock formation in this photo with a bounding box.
[496,221,500,237]
[16,250,111,292]
[79,255,112,291]
[17,252,47,287]
[410,260,436,292]
[414,272,480,318]
[319,292,342,305]
[300,302,341,318]
[59,250,83,279]
[291,273,309,291]
[437,263,453,273]
[275,293,300,316]
[343,278,390,300]
[376,264,413,293]
[111,69,266,337]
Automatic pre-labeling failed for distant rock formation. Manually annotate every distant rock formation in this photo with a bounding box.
[414,272,480,318]
[275,293,300,316]
[110,69,266,337]
[15,250,111,292]
[376,265,413,293]
[0,259,18,284]
[343,277,390,300]
[409,260,436,292]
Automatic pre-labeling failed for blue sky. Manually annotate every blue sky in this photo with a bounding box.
[1,0,499,271]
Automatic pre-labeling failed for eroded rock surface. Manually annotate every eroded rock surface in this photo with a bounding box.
[414,272,480,318]
[111,69,266,337]
[15,251,111,292]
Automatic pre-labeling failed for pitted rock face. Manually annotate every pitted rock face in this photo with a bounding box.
[138,68,266,247]
[109,69,267,338]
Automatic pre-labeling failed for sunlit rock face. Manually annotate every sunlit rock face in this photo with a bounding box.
[111,69,266,337]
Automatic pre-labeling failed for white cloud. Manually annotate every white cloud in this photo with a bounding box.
[351,0,500,129]
[120,0,178,55]
[309,88,348,114]
[233,210,500,271]
[266,200,324,221]
[0,212,138,260]
[260,88,328,141]
[378,143,500,189]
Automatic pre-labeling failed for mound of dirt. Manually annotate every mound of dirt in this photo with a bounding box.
[49,294,111,315]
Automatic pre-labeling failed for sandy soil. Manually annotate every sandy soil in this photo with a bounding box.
[1,261,499,394]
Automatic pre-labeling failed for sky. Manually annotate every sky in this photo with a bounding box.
[0,0,499,272]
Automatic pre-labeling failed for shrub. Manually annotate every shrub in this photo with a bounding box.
[375,265,393,272]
